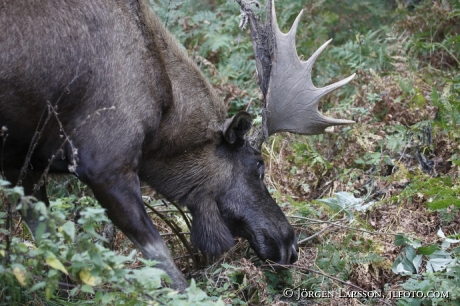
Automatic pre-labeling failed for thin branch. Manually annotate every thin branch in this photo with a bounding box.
[31,104,116,192]
[160,232,190,237]
[288,215,397,236]
[17,104,52,186]
[297,220,343,244]
[164,200,192,232]
[32,101,78,192]
[143,201,200,268]
[1,126,8,178]
[289,215,347,223]
[57,281,77,289]
[16,66,82,187]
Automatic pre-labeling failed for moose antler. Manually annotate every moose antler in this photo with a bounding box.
[237,0,356,149]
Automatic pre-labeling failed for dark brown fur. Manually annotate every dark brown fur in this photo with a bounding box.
[0,0,297,291]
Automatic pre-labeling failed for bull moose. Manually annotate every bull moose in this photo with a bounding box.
[0,0,355,291]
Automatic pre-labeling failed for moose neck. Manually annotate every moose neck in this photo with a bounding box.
[138,1,226,156]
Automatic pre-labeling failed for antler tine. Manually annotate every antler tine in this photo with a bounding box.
[316,72,357,103]
[303,40,357,91]
[270,0,304,38]
[265,1,355,136]
[302,39,333,88]
[237,0,355,149]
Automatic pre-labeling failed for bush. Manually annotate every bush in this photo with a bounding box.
[0,180,223,305]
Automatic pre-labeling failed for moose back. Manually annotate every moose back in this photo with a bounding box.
[0,0,301,290]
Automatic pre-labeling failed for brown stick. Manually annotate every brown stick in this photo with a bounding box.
[143,201,200,268]
[164,200,192,232]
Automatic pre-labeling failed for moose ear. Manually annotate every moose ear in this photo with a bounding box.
[223,111,252,144]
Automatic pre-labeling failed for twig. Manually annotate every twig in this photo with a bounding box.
[1,126,8,178]
[149,209,185,213]
[289,216,347,224]
[160,232,190,237]
[4,190,12,264]
[17,67,81,187]
[31,104,115,193]
[245,98,255,112]
[143,201,200,268]
[288,215,397,236]
[57,281,77,289]
[164,200,192,232]
[17,103,52,186]
[297,220,343,244]
[32,101,79,192]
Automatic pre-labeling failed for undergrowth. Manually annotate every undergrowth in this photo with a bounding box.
[1,0,460,305]
[0,180,223,305]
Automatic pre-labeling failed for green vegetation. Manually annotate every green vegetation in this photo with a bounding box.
[2,0,460,304]
[0,181,223,305]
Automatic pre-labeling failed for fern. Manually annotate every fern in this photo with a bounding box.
[348,253,384,265]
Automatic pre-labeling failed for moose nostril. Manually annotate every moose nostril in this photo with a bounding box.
[289,244,298,264]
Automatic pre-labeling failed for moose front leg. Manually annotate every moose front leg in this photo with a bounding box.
[81,169,188,292]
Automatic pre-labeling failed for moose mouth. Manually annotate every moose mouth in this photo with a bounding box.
[247,228,298,266]
[282,242,299,265]
[225,217,298,266]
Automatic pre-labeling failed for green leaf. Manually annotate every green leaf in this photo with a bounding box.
[221,263,234,269]
[101,292,116,304]
[81,284,95,294]
[412,255,423,273]
[35,222,46,242]
[59,221,75,243]
[69,287,80,297]
[401,278,432,292]
[428,250,452,258]
[79,269,101,286]
[90,252,103,268]
[405,245,416,261]
[426,257,453,272]
[16,243,29,254]
[401,256,417,274]
[29,281,46,292]
[418,244,438,255]
[45,251,68,275]
[10,186,25,197]
[186,279,209,302]
[392,253,403,274]
[395,234,407,246]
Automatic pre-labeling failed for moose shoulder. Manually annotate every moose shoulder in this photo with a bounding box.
[0,0,354,291]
